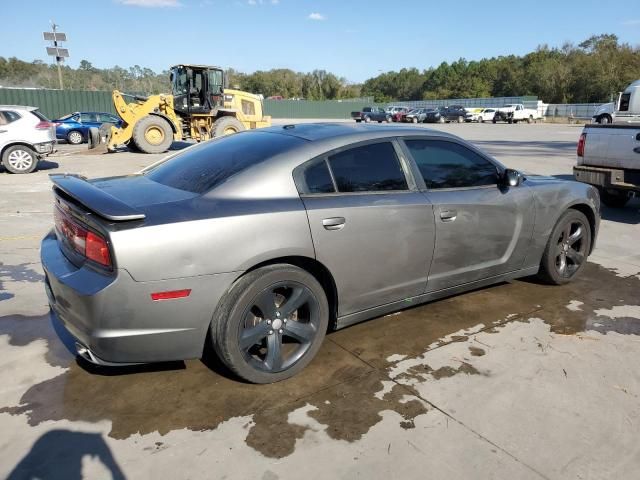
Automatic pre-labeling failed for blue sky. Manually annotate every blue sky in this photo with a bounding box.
[2,0,639,83]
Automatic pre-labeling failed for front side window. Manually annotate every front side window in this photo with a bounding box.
[328,142,408,192]
[405,139,497,189]
[619,93,631,112]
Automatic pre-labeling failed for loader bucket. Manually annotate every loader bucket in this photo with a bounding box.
[87,124,114,154]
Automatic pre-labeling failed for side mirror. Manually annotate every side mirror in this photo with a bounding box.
[502,168,523,187]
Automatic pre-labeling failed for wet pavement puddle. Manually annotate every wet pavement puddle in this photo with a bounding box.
[1,262,639,458]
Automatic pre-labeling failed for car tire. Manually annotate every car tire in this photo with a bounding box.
[598,188,630,208]
[364,116,371,123]
[527,115,534,124]
[538,209,591,285]
[386,116,392,123]
[412,117,418,123]
[457,116,463,123]
[66,130,84,145]
[355,119,362,123]
[132,115,174,154]
[211,264,329,384]
[439,116,445,124]
[2,145,38,174]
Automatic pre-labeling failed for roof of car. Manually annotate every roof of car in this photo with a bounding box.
[258,122,458,143]
[0,105,38,111]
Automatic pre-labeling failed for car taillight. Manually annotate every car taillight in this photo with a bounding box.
[577,133,586,157]
[86,231,111,267]
[36,121,53,130]
[54,206,112,268]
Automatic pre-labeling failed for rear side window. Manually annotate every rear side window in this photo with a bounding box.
[147,131,305,194]
[303,160,335,193]
[405,139,497,189]
[0,110,21,124]
[328,142,408,192]
[30,110,49,121]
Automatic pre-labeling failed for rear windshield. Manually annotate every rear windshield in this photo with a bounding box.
[146,131,305,194]
[30,110,49,121]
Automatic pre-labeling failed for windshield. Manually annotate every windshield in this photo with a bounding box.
[146,131,305,194]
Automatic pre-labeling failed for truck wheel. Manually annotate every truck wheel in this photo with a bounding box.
[364,116,371,123]
[412,117,418,123]
[212,116,246,137]
[66,130,84,145]
[211,264,329,384]
[439,116,445,124]
[598,115,612,125]
[355,119,362,123]
[386,116,392,123]
[2,145,38,174]
[527,115,533,124]
[599,188,630,208]
[538,209,591,285]
[132,116,173,154]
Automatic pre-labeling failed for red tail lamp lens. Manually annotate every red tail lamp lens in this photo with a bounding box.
[86,231,111,267]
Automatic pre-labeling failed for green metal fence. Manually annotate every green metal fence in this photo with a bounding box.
[0,88,115,119]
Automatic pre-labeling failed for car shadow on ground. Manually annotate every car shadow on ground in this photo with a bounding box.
[6,429,126,480]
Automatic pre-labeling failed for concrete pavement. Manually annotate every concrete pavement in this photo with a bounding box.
[1,122,639,479]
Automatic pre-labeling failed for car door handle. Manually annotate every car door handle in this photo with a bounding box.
[440,209,457,222]
[322,217,346,230]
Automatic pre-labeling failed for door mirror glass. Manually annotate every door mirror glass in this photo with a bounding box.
[503,169,522,187]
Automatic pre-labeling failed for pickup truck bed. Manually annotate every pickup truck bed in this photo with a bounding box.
[574,124,640,207]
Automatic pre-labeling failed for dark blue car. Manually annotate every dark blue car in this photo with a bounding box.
[53,112,122,144]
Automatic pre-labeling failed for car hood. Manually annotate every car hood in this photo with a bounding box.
[90,174,198,208]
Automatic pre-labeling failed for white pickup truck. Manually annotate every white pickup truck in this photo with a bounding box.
[573,124,640,207]
[492,104,541,124]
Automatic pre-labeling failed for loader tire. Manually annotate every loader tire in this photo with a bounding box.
[87,127,101,150]
[212,117,246,138]
[132,116,173,154]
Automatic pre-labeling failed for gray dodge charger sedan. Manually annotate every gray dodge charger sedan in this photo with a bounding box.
[41,123,600,383]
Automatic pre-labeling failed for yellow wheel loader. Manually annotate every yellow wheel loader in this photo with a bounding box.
[88,64,271,154]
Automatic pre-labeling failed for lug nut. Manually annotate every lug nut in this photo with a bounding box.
[283,319,287,323]
[278,329,283,334]
[266,319,272,325]
[276,312,281,317]
[268,330,274,335]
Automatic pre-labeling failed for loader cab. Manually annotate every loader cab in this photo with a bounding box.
[170,64,225,115]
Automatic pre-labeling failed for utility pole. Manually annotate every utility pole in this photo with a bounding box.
[44,22,69,90]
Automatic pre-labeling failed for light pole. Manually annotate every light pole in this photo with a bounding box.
[44,22,69,90]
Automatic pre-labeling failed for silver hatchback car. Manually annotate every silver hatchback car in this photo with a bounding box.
[41,124,600,383]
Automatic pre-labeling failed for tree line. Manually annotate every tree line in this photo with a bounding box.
[362,35,640,103]
[1,34,638,103]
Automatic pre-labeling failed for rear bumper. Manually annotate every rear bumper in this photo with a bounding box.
[34,141,56,157]
[41,230,238,365]
[573,165,640,192]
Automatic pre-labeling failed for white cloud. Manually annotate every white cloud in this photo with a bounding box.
[308,12,326,21]
[118,0,181,6]
[248,0,279,5]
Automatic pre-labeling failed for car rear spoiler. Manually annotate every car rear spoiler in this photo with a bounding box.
[49,174,146,221]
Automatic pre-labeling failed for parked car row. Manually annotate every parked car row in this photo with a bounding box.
[0,106,122,174]
[375,104,541,124]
